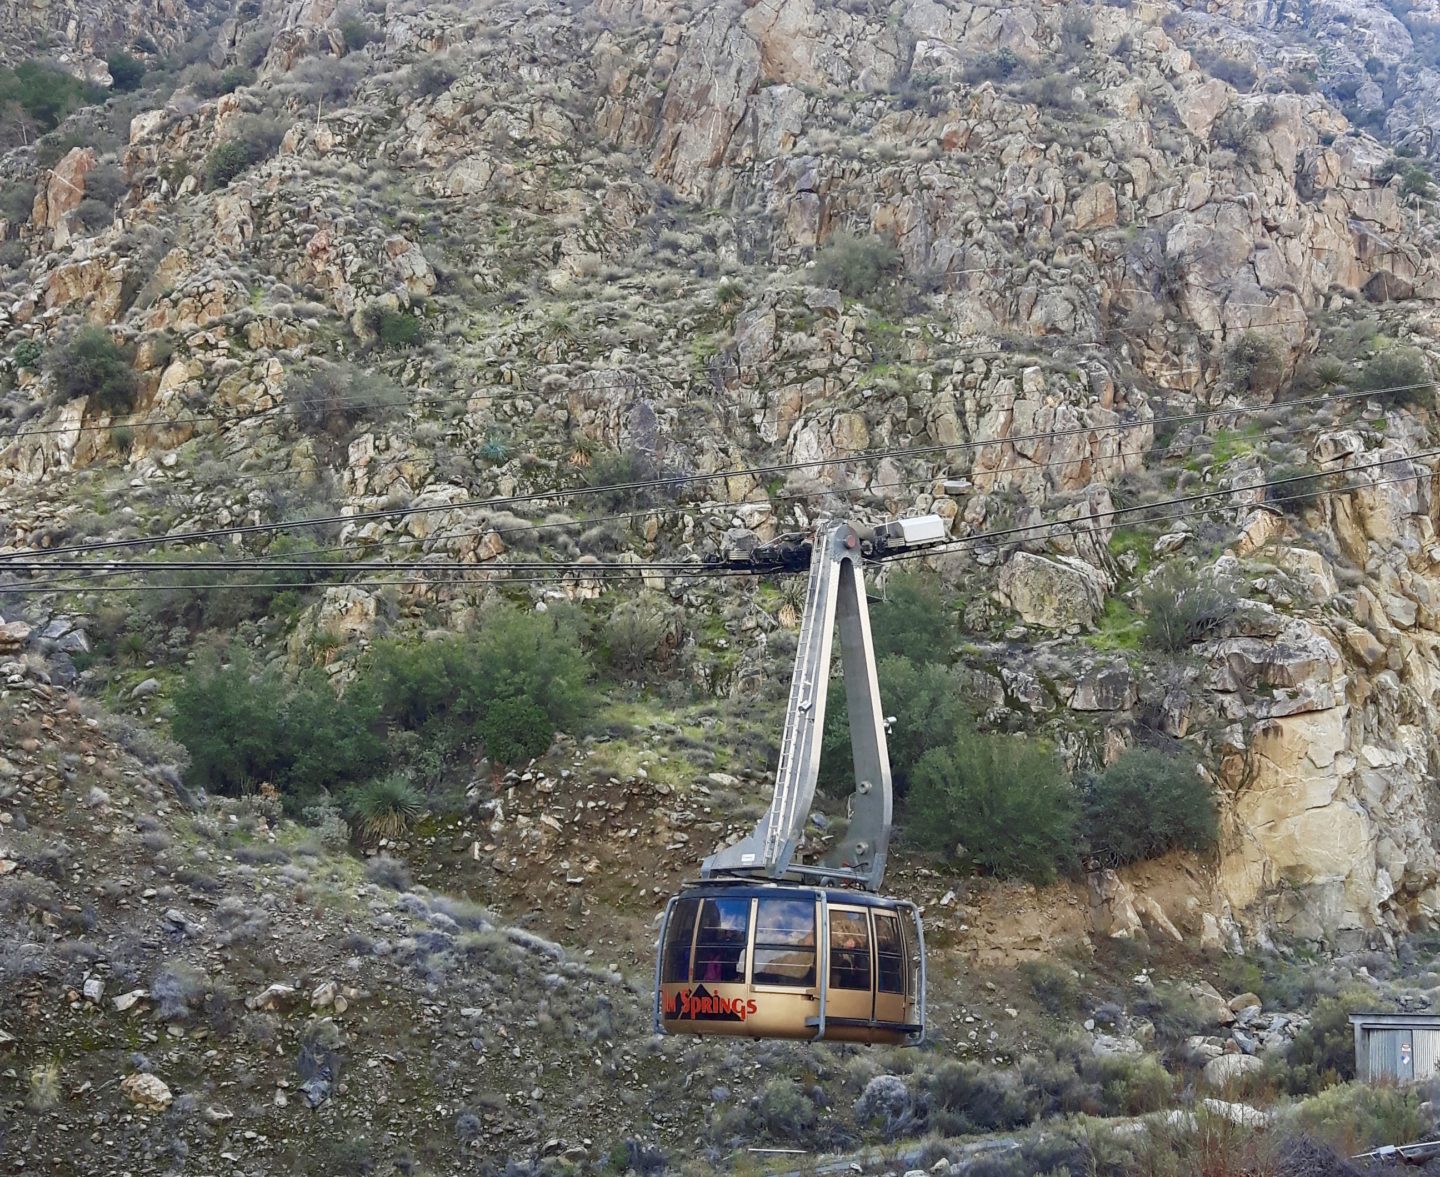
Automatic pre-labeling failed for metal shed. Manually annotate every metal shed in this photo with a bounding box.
[1350,1014,1440,1083]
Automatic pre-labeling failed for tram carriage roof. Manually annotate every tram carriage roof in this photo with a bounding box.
[672,881,916,909]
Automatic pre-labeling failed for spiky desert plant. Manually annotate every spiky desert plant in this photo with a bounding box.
[347,774,424,842]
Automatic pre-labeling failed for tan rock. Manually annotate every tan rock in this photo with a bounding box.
[1072,182,1117,230]
[38,147,97,230]
[120,1073,173,1111]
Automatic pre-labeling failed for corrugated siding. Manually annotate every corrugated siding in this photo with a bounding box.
[1415,1030,1440,1080]
[1369,1029,1401,1081]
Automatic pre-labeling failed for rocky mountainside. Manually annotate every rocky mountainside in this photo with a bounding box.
[5,0,1440,1171]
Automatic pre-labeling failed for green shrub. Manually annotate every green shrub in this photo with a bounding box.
[47,327,138,412]
[1139,563,1243,653]
[106,52,145,91]
[963,48,1021,83]
[0,60,104,132]
[1288,1082,1424,1152]
[363,305,423,350]
[283,360,404,436]
[340,16,380,51]
[1,183,35,224]
[12,338,42,370]
[1266,463,1326,515]
[751,1078,815,1143]
[1082,746,1217,866]
[870,570,951,664]
[1192,47,1258,90]
[172,653,385,809]
[346,773,423,841]
[219,66,256,94]
[478,697,553,767]
[412,59,456,97]
[819,656,971,797]
[361,611,591,743]
[466,608,593,731]
[908,729,1077,883]
[604,599,674,674]
[927,1061,1028,1135]
[1378,156,1435,199]
[810,233,901,298]
[1224,331,1284,397]
[203,119,284,189]
[581,448,666,511]
[1355,346,1433,409]
[1018,960,1082,1018]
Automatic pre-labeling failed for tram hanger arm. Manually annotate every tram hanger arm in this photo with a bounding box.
[700,515,949,891]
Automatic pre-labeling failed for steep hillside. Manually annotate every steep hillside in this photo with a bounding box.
[5,0,1440,1171]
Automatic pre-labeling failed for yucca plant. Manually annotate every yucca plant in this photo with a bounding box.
[776,578,807,629]
[347,774,424,843]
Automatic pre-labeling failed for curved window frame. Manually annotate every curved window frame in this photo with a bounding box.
[661,897,700,984]
[828,909,872,992]
[693,897,751,985]
[751,896,818,989]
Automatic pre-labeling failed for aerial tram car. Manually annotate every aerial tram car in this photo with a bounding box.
[654,516,948,1046]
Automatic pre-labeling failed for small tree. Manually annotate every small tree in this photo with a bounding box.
[47,327,138,412]
[870,570,951,664]
[1224,332,1284,398]
[1356,346,1433,410]
[363,305,423,350]
[810,233,900,298]
[1266,462,1326,516]
[1082,746,1218,866]
[479,697,553,767]
[106,52,146,92]
[1139,563,1242,653]
[908,729,1078,884]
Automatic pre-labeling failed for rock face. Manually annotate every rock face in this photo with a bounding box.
[996,552,1108,630]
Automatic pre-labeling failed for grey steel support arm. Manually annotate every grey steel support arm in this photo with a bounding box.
[701,522,897,891]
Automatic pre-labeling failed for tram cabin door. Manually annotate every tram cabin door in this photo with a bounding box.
[827,906,910,1026]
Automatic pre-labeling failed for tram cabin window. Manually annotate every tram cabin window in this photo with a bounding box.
[829,911,871,991]
[874,911,906,995]
[752,897,816,987]
[695,898,750,984]
[662,898,700,983]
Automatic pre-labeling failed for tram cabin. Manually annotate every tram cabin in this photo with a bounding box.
[654,883,925,1045]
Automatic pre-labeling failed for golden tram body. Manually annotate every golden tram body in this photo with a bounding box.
[654,882,925,1045]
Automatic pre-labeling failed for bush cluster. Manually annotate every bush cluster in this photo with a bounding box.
[0,60,104,141]
[363,305,424,350]
[1139,563,1243,652]
[813,577,1218,883]
[106,52,146,92]
[809,233,901,298]
[909,728,1077,884]
[47,327,139,413]
[203,119,284,189]
[1266,463,1326,516]
[1082,746,1218,866]
[1355,346,1432,409]
[172,609,592,820]
[284,360,404,437]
